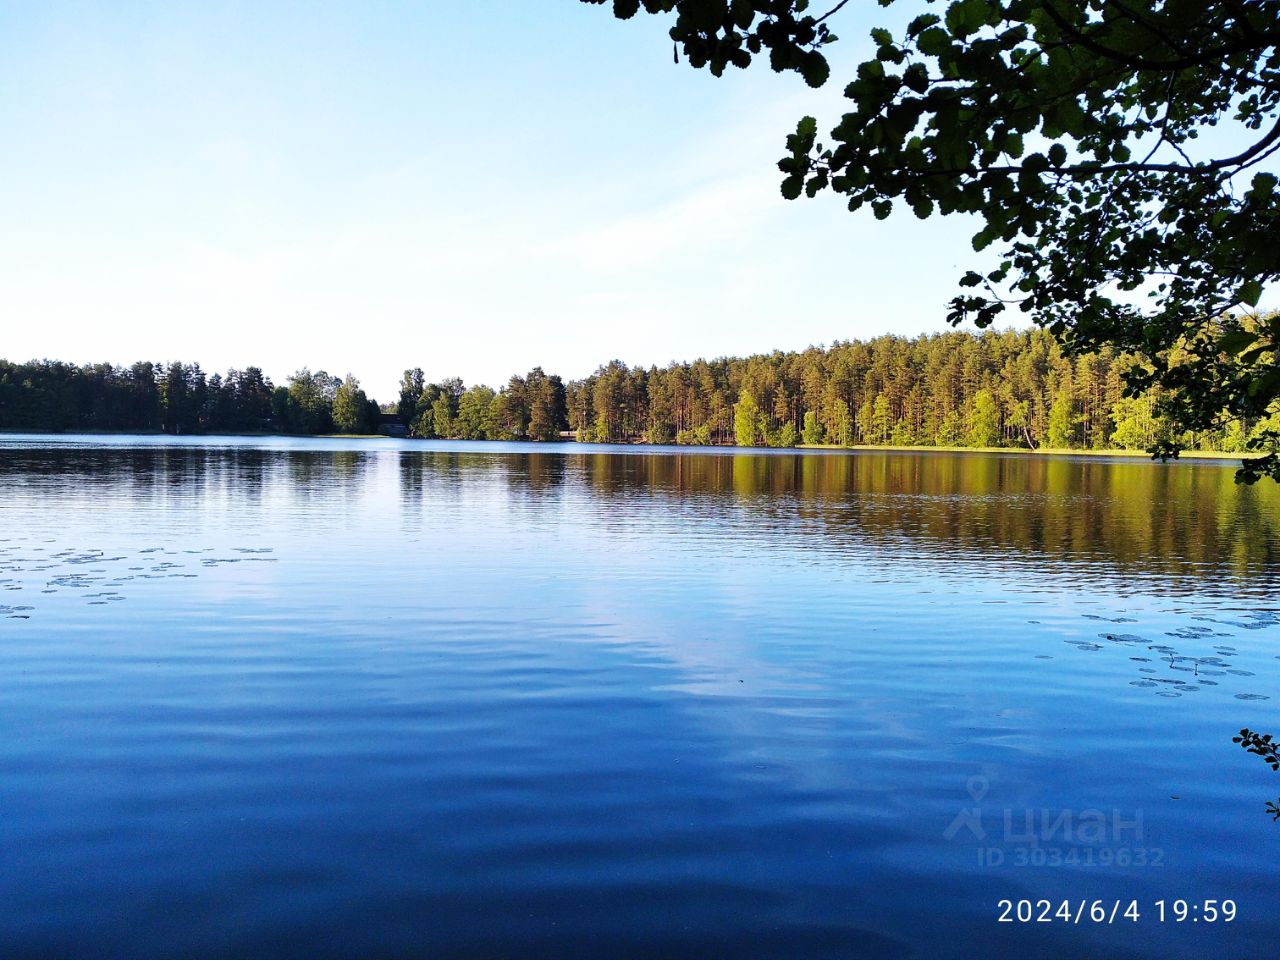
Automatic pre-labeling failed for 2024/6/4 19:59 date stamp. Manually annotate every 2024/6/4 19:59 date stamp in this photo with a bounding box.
[997,899,1237,924]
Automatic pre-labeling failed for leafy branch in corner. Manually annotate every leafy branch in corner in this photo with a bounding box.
[1233,727,1280,819]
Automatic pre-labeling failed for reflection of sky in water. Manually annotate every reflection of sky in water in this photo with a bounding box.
[1,437,1279,959]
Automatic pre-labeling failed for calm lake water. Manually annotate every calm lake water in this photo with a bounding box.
[2,436,1278,958]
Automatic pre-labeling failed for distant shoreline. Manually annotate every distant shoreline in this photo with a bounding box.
[796,443,1243,461]
[0,429,1247,463]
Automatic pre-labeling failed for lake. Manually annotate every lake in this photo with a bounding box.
[1,436,1278,958]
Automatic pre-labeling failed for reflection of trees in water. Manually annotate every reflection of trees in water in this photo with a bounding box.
[388,447,1280,584]
[0,447,378,511]
[285,450,369,489]
[398,451,570,511]
[402,447,1280,704]
[398,452,471,514]
[398,453,426,516]
[0,448,231,503]
[509,453,568,495]
[13,445,1279,584]
[565,451,1280,588]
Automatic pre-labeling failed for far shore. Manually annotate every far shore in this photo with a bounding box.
[0,429,1251,463]
[795,443,1244,461]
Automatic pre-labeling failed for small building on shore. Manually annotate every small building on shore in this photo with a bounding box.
[378,413,408,437]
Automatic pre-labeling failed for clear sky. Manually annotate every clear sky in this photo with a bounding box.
[0,2,1013,400]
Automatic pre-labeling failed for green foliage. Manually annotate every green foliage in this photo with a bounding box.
[1110,395,1161,450]
[490,326,1271,453]
[583,0,839,86]
[456,385,498,440]
[283,369,338,434]
[430,393,456,439]
[332,374,372,434]
[856,398,873,443]
[1006,398,1032,447]
[489,392,518,440]
[935,410,963,446]
[829,400,854,446]
[967,389,1001,447]
[584,0,1280,480]
[801,409,824,445]
[676,423,714,445]
[735,391,761,446]
[398,368,425,425]
[525,367,568,441]
[1219,418,1250,454]
[412,406,436,439]
[1,326,1267,453]
[1234,728,1280,819]
[890,418,916,446]
[869,394,893,445]
[647,421,675,444]
[1046,391,1078,449]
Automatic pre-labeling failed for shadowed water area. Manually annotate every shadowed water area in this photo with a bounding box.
[2,436,1279,958]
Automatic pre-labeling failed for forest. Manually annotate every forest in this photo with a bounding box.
[0,328,1268,452]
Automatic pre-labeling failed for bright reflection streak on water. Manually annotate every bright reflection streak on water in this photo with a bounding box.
[0,436,1278,958]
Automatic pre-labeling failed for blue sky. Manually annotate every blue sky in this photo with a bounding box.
[2,2,1003,399]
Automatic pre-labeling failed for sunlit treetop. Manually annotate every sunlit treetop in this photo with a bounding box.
[585,0,1280,480]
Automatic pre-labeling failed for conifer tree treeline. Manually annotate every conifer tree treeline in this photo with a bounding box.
[0,329,1269,451]
[0,361,380,436]
[560,329,1261,452]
